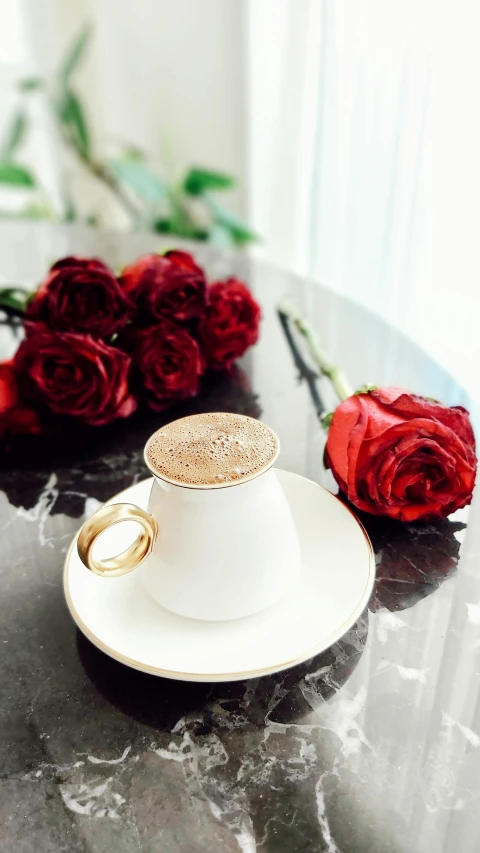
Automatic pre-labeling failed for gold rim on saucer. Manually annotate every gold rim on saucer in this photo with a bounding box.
[63,472,375,682]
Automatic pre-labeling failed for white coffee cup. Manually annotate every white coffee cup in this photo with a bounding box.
[77,413,301,621]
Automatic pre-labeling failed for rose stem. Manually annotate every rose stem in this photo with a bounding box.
[57,125,140,223]
[277,300,353,402]
[277,308,327,421]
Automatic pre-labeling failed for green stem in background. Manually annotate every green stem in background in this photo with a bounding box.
[87,158,140,221]
[58,122,140,222]
[277,300,353,402]
[5,24,258,243]
[0,287,32,317]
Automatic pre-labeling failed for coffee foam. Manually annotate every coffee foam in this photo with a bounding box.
[145,413,279,487]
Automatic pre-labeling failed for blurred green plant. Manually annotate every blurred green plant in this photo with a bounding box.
[0,24,258,248]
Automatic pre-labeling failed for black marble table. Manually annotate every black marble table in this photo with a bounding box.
[1,223,480,852]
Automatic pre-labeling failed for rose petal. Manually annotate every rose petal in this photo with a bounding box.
[326,387,476,521]
[14,331,136,426]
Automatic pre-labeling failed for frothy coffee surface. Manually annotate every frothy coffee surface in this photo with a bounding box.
[145,413,279,487]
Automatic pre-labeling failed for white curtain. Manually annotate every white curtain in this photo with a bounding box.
[246,0,480,399]
[2,0,480,396]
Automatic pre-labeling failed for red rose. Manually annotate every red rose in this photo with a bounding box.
[0,360,42,439]
[119,251,207,323]
[26,255,133,338]
[14,332,136,426]
[0,360,18,411]
[326,387,476,521]
[124,321,204,411]
[199,278,261,369]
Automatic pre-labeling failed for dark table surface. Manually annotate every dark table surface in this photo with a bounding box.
[1,223,480,853]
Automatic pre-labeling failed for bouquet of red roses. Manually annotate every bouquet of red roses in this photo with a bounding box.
[0,251,261,441]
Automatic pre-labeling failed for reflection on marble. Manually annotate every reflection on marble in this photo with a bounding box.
[364,512,465,614]
[0,367,260,517]
[1,228,480,852]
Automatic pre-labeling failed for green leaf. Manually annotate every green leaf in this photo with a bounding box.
[0,287,31,315]
[0,161,35,187]
[184,167,235,196]
[153,218,208,240]
[206,196,259,245]
[57,89,90,158]
[1,109,28,160]
[354,384,378,396]
[110,159,167,203]
[18,77,43,92]
[321,411,334,429]
[59,23,92,82]
[154,218,173,233]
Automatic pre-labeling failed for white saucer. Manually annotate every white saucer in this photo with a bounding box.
[64,470,375,682]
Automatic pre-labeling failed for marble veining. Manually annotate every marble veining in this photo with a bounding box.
[1,238,480,852]
[2,452,475,851]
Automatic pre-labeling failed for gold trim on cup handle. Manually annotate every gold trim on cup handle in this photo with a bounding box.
[77,503,158,577]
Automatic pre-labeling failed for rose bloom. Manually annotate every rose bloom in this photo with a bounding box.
[14,332,136,426]
[124,321,204,411]
[199,278,261,369]
[326,387,476,521]
[119,250,207,323]
[26,255,133,338]
[0,360,41,439]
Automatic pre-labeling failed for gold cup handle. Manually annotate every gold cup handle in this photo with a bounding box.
[77,502,158,577]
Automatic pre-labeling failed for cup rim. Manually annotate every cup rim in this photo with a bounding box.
[143,413,280,490]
